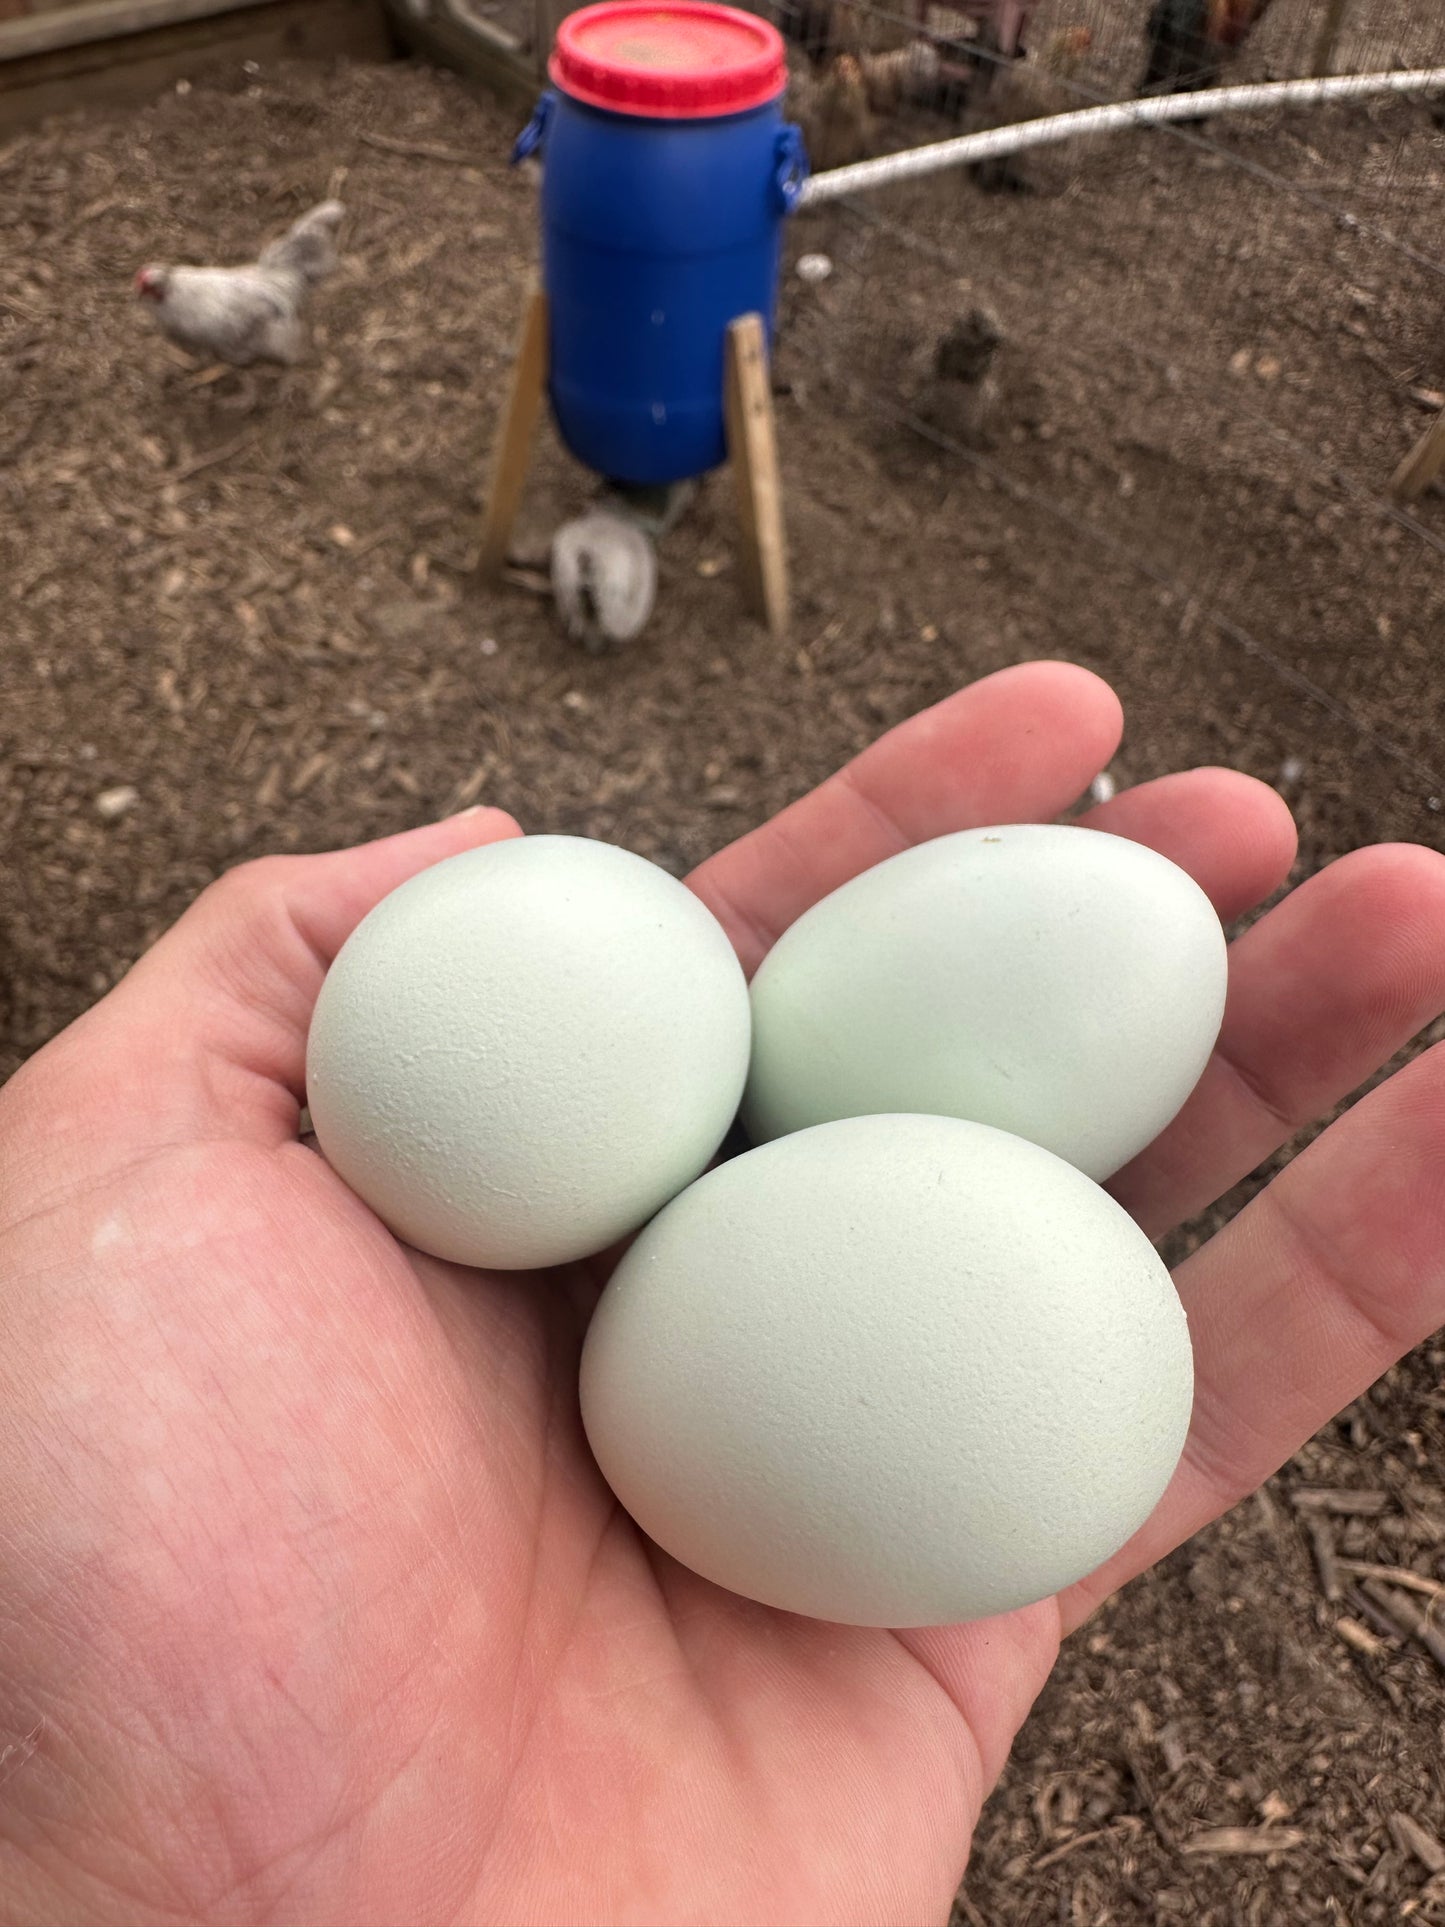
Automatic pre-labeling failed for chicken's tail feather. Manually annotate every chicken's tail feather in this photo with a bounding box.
[258,200,346,287]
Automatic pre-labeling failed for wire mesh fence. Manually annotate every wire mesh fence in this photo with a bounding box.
[728,0,1445,801]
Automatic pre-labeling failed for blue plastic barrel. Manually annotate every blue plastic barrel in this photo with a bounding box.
[514,3,808,487]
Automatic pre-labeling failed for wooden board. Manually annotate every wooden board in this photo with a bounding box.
[0,0,390,134]
[725,313,790,642]
[2,1,84,22]
[380,0,538,104]
[479,285,549,578]
[1,0,285,61]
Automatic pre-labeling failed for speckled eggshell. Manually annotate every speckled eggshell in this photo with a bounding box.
[743,824,1227,1181]
[580,1113,1194,1627]
[305,835,751,1269]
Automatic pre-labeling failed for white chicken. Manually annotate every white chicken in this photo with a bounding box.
[134,199,346,367]
[550,511,658,654]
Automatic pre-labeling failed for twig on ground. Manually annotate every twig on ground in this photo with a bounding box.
[1360,1581,1445,1670]
[1123,1744,1174,1850]
[161,434,259,487]
[1335,1616,1387,1658]
[1308,1517,1343,1601]
[360,132,484,168]
[1181,1827,1307,1856]
[1292,1488,1390,1516]
[1390,1813,1445,1876]
[1338,1561,1444,1598]
[1033,1823,1139,1872]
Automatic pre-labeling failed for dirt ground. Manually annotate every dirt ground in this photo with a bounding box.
[1,12,1443,1922]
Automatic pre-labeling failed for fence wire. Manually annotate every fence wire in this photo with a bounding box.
[750,0,1445,794]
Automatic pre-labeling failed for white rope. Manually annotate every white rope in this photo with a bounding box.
[798,65,1445,207]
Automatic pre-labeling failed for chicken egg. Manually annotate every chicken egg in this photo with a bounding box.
[743,824,1227,1181]
[306,835,751,1269]
[580,1113,1193,1627]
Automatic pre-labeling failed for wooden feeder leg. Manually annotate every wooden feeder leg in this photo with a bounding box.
[724,313,789,641]
[1389,401,1445,505]
[479,284,549,578]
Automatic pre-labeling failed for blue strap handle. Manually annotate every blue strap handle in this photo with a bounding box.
[512,90,556,166]
[773,122,810,214]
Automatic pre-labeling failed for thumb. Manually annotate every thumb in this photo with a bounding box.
[4,808,521,1156]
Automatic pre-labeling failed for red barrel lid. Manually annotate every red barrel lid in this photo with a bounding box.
[551,3,787,119]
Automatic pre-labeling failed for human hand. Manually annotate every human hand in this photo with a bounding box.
[1,662,1441,1927]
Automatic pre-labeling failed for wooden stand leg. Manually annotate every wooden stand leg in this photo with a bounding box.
[479,285,549,579]
[1389,402,1445,505]
[725,314,789,641]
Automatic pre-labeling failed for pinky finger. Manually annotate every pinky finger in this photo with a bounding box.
[1059,1037,1445,1634]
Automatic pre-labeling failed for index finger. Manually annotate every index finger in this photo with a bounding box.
[688,662,1124,976]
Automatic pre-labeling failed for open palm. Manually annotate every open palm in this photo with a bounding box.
[2,663,1442,1927]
